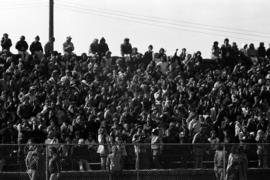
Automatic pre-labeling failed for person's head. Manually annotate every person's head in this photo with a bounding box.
[52,70,58,79]
[93,38,98,44]
[66,36,72,42]
[260,42,264,47]
[213,41,218,47]
[249,43,255,49]
[148,45,153,51]
[98,127,105,134]
[159,48,165,54]
[210,130,216,138]
[124,38,129,44]
[132,47,138,54]
[78,138,85,145]
[20,35,25,41]
[224,38,229,45]
[29,86,35,94]
[50,37,55,42]
[256,129,264,138]
[100,37,106,44]
[152,128,159,136]
[182,48,186,53]
[115,135,122,143]
[35,36,40,42]
[111,145,118,154]
[3,33,8,38]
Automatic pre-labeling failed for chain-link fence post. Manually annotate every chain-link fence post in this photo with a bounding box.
[136,143,139,180]
[45,144,48,180]
[223,143,226,180]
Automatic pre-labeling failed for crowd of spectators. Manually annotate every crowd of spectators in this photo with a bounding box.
[1,34,270,171]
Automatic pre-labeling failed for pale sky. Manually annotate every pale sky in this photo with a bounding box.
[1,0,270,57]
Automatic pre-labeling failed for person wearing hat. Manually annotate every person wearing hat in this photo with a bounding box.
[30,36,43,60]
[63,36,74,55]
[48,147,61,180]
[1,33,12,52]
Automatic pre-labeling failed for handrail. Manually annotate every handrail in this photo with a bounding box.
[0,142,269,146]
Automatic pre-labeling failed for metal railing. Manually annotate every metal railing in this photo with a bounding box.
[0,143,269,180]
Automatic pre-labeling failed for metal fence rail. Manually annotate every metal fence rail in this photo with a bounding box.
[0,143,270,180]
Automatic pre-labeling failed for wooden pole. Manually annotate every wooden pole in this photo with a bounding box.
[49,0,54,50]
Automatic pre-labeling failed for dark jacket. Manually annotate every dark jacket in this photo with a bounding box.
[1,38,12,51]
[30,41,43,54]
[121,43,132,56]
[15,40,28,51]
[98,43,109,56]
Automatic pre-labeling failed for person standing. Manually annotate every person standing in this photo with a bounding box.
[106,145,122,180]
[15,35,28,53]
[192,127,208,168]
[48,147,61,180]
[44,37,55,57]
[151,128,163,169]
[214,145,227,180]
[98,37,109,57]
[226,145,240,180]
[255,129,267,168]
[25,146,40,180]
[15,35,29,61]
[30,36,43,60]
[1,33,12,51]
[143,45,154,69]
[106,145,122,171]
[63,36,74,55]
[97,127,110,170]
[121,38,132,57]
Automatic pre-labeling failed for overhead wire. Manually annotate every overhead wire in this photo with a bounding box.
[54,2,262,42]
[57,0,270,38]
[0,2,48,10]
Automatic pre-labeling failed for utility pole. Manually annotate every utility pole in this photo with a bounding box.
[49,0,54,50]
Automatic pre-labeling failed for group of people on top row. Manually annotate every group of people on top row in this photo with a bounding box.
[1,33,270,180]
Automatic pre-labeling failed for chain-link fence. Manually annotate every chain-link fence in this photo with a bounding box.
[1,143,270,180]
